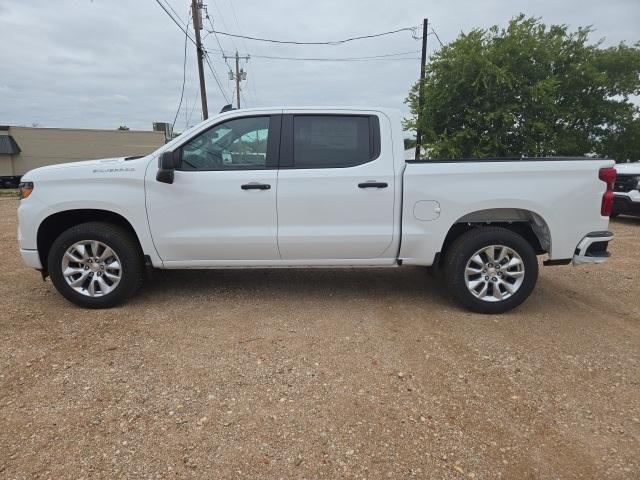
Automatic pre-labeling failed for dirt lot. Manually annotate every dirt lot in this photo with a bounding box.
[1,197,638,479]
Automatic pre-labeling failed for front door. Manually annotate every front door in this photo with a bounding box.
[146,115,281,263]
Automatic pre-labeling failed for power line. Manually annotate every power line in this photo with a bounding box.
[204,8,227,55]
[411,31,436,41]
[162,0,188,28]
[153,0,196,45]
[243,66,259,107]
[209,0,238,51]
[430,27,444,47]
[247,52,421,62]
[203,52,231,103]
[225,0,252,103]
[206,25,420,45]
[172,13,191,130]
[226,0,250,53]
[186,83,201,127]
[203,3,251,108]
[203,7,235,77]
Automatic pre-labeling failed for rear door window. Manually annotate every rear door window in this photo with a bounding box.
[292,115,378,168]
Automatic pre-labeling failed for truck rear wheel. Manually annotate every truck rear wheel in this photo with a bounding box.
[48,222,143,309]
[443,227,538,314]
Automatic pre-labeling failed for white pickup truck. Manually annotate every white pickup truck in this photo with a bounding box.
[17,107,616,313]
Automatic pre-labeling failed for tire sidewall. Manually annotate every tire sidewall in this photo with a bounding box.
[446,229,538,314]
[48,223,141,308]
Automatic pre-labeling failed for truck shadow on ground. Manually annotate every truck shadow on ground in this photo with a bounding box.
[128,264,583,319]
[134,266,455,309]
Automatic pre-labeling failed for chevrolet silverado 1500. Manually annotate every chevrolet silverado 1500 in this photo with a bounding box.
[17,107,616,313]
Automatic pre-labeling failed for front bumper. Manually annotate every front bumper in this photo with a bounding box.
[612,194,640,217]
[20,249,42,269]
[572,231,613,266]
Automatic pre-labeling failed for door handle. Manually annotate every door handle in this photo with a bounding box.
[241,183,271,190]
[358,181,388,189]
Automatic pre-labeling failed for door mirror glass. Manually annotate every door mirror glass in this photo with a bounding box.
[157,151,177,184]
[159,151,178,170]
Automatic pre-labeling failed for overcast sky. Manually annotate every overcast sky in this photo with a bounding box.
[1,0,638,132]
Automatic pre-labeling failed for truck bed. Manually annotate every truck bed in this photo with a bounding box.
[399,157,614,264]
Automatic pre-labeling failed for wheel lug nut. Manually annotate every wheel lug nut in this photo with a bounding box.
[84,266,89,270]
[485,276,489,281]
[492,277,498,282]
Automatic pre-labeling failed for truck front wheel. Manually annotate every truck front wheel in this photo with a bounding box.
[48,222,143,309]
[443,227,538,314]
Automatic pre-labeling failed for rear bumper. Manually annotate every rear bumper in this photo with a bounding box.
[612,194,640,217]
[572,231,613,266]
[20,249,42,269]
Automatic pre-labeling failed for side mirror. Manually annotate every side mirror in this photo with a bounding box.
[157,151,178,184]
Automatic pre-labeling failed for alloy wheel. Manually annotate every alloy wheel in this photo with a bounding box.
[464,244,525,302]
[61,240,122,297]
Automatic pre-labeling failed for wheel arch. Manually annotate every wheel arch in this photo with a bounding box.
[438,208,551,262]
[37,209,144,272]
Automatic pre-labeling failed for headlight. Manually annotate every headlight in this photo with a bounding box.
[18,181,34,200]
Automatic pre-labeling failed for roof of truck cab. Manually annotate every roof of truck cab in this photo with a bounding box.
[221,106,401,114]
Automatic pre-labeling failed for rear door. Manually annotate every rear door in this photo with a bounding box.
[276,112,396,260]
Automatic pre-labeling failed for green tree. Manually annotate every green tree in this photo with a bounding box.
[405,15,640,161]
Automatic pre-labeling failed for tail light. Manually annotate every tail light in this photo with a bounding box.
[599,167,616,216]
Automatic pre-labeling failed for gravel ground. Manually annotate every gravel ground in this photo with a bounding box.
[1,197,638,479]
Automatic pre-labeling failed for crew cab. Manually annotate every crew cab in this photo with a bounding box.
[17,107,616,313]
[612,162,640,218]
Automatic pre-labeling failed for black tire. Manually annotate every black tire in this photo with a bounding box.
[443,227,538,314]
[48,222,143,308]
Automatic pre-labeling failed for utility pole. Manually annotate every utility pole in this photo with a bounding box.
[191,0,208,119]
[224,51,250,109]
[235,53,241,109]
[414,18,428,161]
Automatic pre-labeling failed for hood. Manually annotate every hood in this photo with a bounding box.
[21,157,141,181]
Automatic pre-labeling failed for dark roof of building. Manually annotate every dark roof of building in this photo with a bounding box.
[0,135,20,154]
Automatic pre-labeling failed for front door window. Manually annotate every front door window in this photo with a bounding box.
[180,116,270,171]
